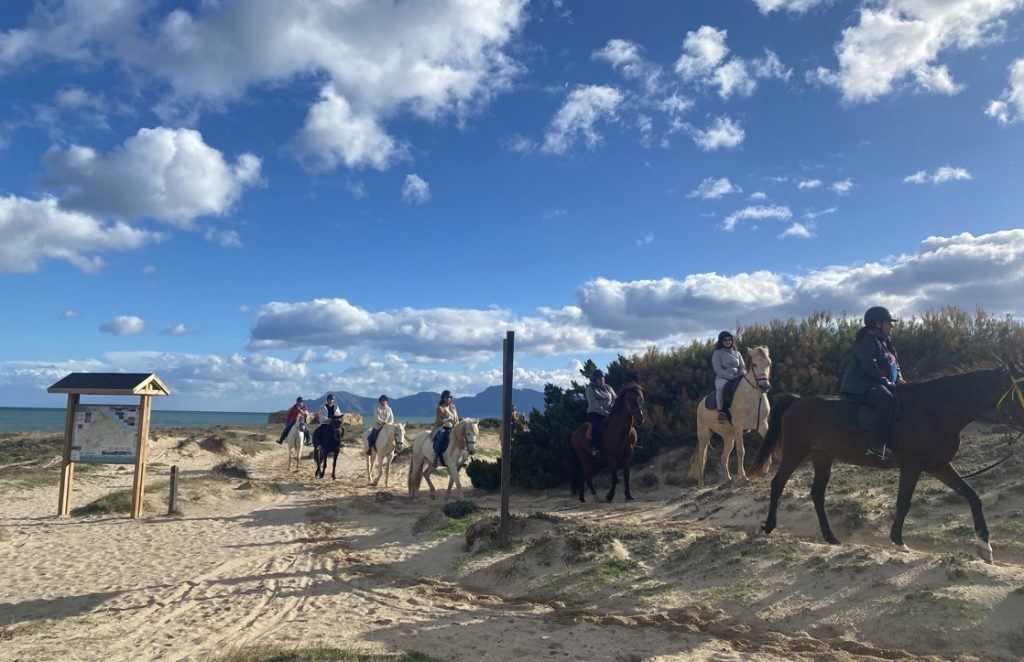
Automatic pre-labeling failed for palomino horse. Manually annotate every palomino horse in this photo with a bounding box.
[312,417,344,480]
[407,419,478,500]
[284,411,308,472]
[568,384,646,503]
[363,423,406,487]
[690,346,772,486]
[751,366,1024,562]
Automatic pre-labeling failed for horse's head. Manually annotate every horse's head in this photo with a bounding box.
[394,422,407,451]
[747,346,772,392]
[460,419,478,456]
[331,417,344,440]
[623,384,646,426]
[998,363,1024,428]
[297,411,309,430]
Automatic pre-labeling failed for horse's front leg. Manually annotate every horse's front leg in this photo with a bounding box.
[930,462,993,562]
[365,450,372,485]
[451,461,465,500]
[890,466,923,551]
[623,465,634,501]
[383,454,392,488]
[423,465,437,500]
[720,433,735,483]
[606,467,618,502]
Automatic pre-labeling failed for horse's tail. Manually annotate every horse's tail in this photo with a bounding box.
[749,392,800,477]
[567,433,583,498]
[408,443,425,496]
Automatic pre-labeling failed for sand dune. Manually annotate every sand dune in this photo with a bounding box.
[1,423,1022,660]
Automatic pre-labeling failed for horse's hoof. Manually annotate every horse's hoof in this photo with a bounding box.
[761,524,774,536]
[825,535,841,545]
[976,537,994,563]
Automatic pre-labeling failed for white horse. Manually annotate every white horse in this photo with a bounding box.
[690,346,772,486]
[363,422,406,487]
[284,411,309,472]
[407,419,478,500]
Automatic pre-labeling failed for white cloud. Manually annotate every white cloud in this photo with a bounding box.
[0,195,162,274]
[803,206,838,220]
[204,228,243,248]
[43,127,260,227]
[542,209,567,220]
[797,179,823,189]
[55,86,104,110]
[593,38,663,93]
[161,323,188,336]
[904,166,972,184]
[402,174,431,205]
[1,1,527,171]
[142,264,156,276]
[504,133,537,154]
[830,179,854,195]
[296,348,350,364]
[750,191,768,200]
[713,59,756,98]
[751,49,793,81]
[636,233,654,246]
[59,309,78,319]
[986,58,1024,125]
[249,298,604,359]
[675,26,790,98]
[675,26,730,80]
[753,0,830,13]
[542,85,623,154]
[820,0,1022,103]
[688,177,742,199]
[723,204,792,231]
[779,222,814,239]
[690,116,745,151]
[346,181,367,199]
[100,315,146,336]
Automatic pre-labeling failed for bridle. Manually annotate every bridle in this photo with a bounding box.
[625,389,646,425]
[744,355,772,392]
[962,374,1024,479]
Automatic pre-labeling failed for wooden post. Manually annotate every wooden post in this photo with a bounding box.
[57,393,79,516]
[130,395,153,519]
[168,465,179,516]
[499,330,514,546]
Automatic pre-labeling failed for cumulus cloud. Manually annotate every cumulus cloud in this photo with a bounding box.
[675,26,730,80]
[723,204,792,231]
[1,0,527,171]
[779,222,814,239]
[753,0,830,13]
[59,309,79,319]
[904,166,972,184]
[819,0,1022,103]
[750,191,768,200]
[797,179,823,189]
[205,228,243,247]
[690,116,745,151]
[100,315,146,336]
[592,38,663,93]
[688,177,742,199]
[161,323,188,336]
[402,174,431,205]
[831,179,853,195]
[0,195,162,273]
[675,26,790,98]
[542,85,623,154]
[43,127,260,227]
[986,58,1024,125]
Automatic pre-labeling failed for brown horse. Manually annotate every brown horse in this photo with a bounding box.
[751,366,1024,562]
[568,383,646,503]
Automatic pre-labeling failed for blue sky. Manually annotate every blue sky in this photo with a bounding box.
[2,0,1024,411]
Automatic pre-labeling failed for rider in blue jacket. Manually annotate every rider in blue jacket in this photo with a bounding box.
[840,307,904,461]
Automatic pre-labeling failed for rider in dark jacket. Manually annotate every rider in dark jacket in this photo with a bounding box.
[840,306,903,461]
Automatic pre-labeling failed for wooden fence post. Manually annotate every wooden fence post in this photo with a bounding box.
[499,330,514,546]
[57,393,79,516]
[168,465,179,516]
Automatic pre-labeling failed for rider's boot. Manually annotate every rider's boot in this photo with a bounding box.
[717,410,728,423]
[866,436,895,461]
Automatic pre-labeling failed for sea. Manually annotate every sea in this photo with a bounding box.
[0,407,438,434]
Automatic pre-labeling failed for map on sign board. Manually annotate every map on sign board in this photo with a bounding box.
[71,405,139,463]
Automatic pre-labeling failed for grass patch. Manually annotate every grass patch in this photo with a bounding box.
[71,488,134,516]
[628,579,675,601]
[595,557,641,581]
[213,458,252,480]
[216,646,438,662]
[435,514,483,538]
[565,522,661,557]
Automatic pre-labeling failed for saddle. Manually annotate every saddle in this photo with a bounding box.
[704,377,741,413]
[830,397,875,435]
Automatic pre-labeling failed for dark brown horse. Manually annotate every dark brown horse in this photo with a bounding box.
[313,418,345,480]
[568,383,646,503]
[751,366,1024,561]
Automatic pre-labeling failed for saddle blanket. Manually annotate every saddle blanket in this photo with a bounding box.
[704,377,740,411]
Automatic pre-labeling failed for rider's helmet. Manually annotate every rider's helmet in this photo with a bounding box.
[717,331,734,343]
[378,394,389,403]
[440,390,453,400]
[864,307,898,327]
[295,396,303,404]
[591,369,605,381]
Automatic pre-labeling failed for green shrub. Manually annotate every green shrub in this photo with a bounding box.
[442,499,477,519]
[477,418,502,429]
[466,457,500,490]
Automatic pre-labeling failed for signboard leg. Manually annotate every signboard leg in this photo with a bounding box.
[130,395,152,519]
[57,393,79,516]
[499,331,514,546]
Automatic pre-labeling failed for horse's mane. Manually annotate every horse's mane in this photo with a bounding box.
[903,363,1008,403]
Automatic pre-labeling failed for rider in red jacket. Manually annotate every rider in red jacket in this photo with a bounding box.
[277,397,308,444]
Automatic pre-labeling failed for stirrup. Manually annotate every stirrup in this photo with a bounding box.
[866,445,895,461]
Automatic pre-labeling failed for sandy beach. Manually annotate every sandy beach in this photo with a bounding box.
[1,422,1023,661]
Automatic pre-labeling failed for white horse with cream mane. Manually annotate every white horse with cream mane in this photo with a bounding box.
[690,346,772,486]
[407,419,478,500]
[284,411,309,473]
[363,422,406,487]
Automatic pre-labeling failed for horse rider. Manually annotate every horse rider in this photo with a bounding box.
[840,306,904,461]
[712,331,744,423]
[431,390,459,468]
[586,370,616,457]
[277,396,308,445]
[367,394,394,456]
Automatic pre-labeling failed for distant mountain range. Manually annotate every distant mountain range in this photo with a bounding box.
[300,385,545,419]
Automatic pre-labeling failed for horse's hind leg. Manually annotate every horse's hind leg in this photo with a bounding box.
[331,451,338,480]
[929,462,992,562]
[762,448,805,536]
[735,431,747,481]
[606,468,618,502]
[690,427,711,487]
[889,466,923,551]
[623,465,634,502]
[810,455,840,545]
[720,434,736,483]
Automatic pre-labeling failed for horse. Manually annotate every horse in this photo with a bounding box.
[407,419,478,500]
[567,383,646,503]
[284,411,308,472]
[311,417,345,479]
[690,346,772,486]
[750,365,1024,562]
[363,422,406,487]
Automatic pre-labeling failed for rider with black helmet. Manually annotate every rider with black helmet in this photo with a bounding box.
[712,331,744,422]
[840,307,904,460]
[585,369,616,457]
